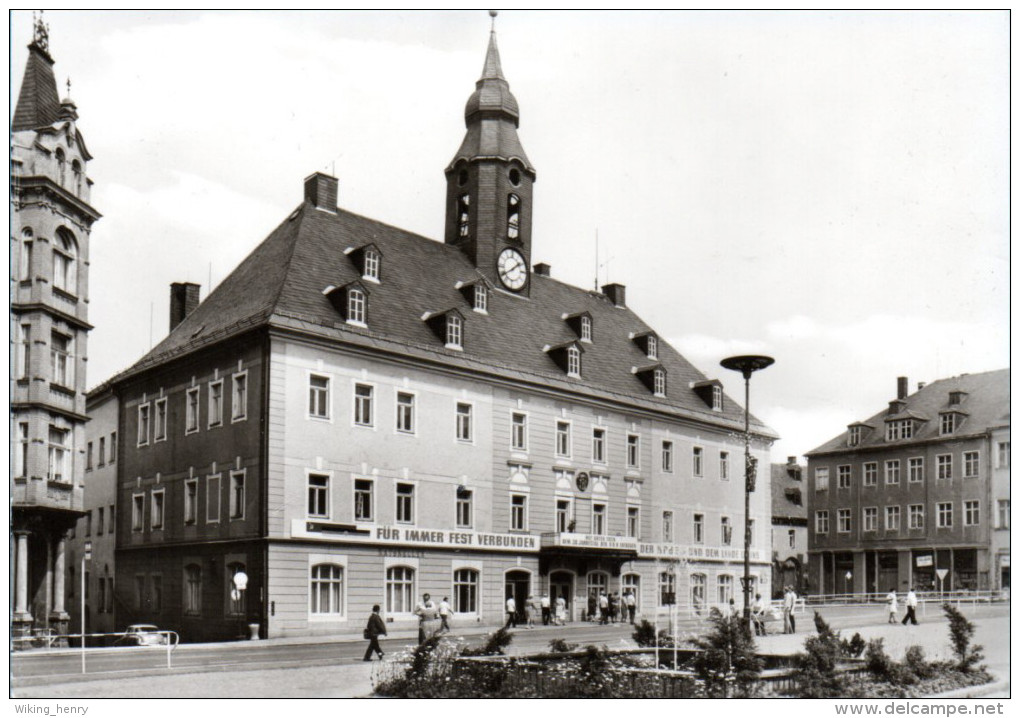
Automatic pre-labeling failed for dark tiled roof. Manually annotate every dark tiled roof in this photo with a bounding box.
[113,201,774,437]
[771,463,806,520]
[12,43,61,132]
[806,368,1010,455]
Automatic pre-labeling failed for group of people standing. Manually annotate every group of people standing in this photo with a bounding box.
[504,593,568,628]
[886,587,920,625]
[585,590,637,625]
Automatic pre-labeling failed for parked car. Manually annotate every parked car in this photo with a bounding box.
[113,624,167,646]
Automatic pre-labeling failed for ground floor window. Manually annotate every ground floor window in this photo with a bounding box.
[453,568,479,613]
[622,573,640,607]
[717,574,734,605]
[386,566,415,614]
[184,564,202,615]
[228,562,247,616]
[310,563,344,615]
[691,573,706,612]
[658,571,676,607]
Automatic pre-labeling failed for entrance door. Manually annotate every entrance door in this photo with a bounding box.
[505,570,530,623]
[550,570,573,621]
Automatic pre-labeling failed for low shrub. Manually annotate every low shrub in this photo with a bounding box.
[903,645,934,680]
[548,637,578,653]
[461,626,514,656]
[631,619,657,647]
[864,638,916,686]
[842,632,866,658]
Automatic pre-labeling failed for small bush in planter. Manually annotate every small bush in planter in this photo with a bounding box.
[793,612,846,697]
[942,603,984,673]
[548,637,579,653]
[631,619,657,647]
[691,608,762,697]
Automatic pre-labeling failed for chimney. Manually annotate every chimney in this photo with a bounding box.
[787,456,798,466]
[304,172,338,212]
[897,376,908,400]
[170,282,201,332]
[602,283,626,308]
[533,263,551,277]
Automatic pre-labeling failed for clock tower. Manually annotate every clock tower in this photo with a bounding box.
[444,17,536,296]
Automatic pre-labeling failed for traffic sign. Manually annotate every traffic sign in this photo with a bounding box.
[936,569,949,580]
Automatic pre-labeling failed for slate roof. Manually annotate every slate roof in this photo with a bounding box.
[12,42,61,132]
[771,462,806,521]
[112,200,774,437]
[806,368,1010,456]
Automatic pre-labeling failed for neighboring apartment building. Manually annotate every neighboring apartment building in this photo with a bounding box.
[11,17,99,641]
[98,26,776,642]
[771,457,807,597]
[806,370,1010,595]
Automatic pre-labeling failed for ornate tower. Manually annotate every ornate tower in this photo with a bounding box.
[444,16,537,297]
[11,14,100,641]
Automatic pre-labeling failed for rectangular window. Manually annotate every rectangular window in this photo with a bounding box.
[110,432,117,463]
[721,516,732,545]
[396,392,415,433]
[788,529,796,548]
[308,474,329,518]
[473,285,487,312]
[863,507,878,532]
[885,460,900,485]
[555,421,571,457]
[511,412,528,451]
[658,571,676,607]
[232,372,248,421]
[445,315,462,349]
[997,442,1010,469]
[937,502,953,528]
[456,488,472,528]
[815,510,830,534]
[909,504,925,529]
[885,505,901,531]
[47,426,69,482]
[207,474,221,523]
[937,454,953,480]
[208,381,223,427]
[556,500,571,533]
[592,503,606,535]
[186,388,199,434]
[309,375,330,418]
[908,457,924,483]
[815,466,829,491]
[354,479,373,522]
[662,441,673,473]
[132,494,144,531]
[712,385,723,411]
[97,506,104,535]
[837,465,851,489]
[940,413,956,435]
[137,404,151,446]
[863,462,877,486]
[150,575,162,613]
[396,483,415,524]
[662,510,673,542]
[627,506,639,538]
[997,499,1010,529]
[592,428,606,463]
[692,447,703,477]
[457,403,473,442]
[86,441,93,471]
[963,451,979,478]
[837,508,851,533]
[720,451,729,480]
[627,434,640,468]
[20,240,32,281]
[886,420,914,441]
[151,491,165,530]
[848,426,861,447]
[17,324,30,379]
[50,331,72,387]
[154,397,167,441]
[16,423,29,478]
[354,384,373,426]
[184,479,198,524]
[693,513,704,543]
[85,510,92,536]
[348,289,366,324]
[229,471,245,519]
[110,504,115,531]
[964,500,979,526]
[98,436,105,467]
[510,494,528,531]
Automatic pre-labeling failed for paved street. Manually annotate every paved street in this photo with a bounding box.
[12,604,1008,698]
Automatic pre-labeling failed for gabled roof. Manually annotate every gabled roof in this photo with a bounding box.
[807,369,1010,455]
[111,200,774,437]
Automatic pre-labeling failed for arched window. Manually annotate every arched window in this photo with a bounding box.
[227,562,247,616]
[453,568,478,613]
[347,288,366,324]
[657,571,676,607]
[717,574,733,605]
[55,148,66,186]
[458,194,471,237]
[184,564,202,615]
[506,194,520,239]
[690,573,706,613]
[53,228,77,294]
[72,160,83,196]
[19,228,33,280]
[622,573,641,608]
[310,564,344,615]
[567,345,581,377]
[587,571,608,602]
[386,566,414,614]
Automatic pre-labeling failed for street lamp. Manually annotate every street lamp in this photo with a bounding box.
[720,354,774,626]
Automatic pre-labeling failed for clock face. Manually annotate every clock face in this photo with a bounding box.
[497,247,528,291]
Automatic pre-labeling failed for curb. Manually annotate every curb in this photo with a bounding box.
[927,671,1009,699]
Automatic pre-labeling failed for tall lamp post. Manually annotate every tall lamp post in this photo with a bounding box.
[720,354,774,625]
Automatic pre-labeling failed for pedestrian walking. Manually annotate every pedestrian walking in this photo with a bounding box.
[885,587,899,624]
[525,594,537,628]
[362,604,387,661]
[505,594,517,629]
[540,593,551,626]
[555,595,567,625]
[598,591,609,625]
[438,596,452,634]
[901,587,919,625]
[415,592,439,644]
[624,590,636,624]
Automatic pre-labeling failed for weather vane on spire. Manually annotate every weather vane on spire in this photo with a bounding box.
[33,10,50,52]
[66,77,72,96]
[489,10,498,32]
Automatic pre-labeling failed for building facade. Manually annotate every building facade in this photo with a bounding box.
[806,371,1010,596]
[11,17,99,642]
[100,26,776,642]
[770,457,807,597]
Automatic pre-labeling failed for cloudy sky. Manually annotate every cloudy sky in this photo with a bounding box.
[11,10,1009,461]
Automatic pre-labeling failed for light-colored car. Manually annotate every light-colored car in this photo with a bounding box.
[113,624,167,647]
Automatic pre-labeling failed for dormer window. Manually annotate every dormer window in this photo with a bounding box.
[948,391,967,406]
[647,335,658,360]
[544,341,584,378]
[633,364,666,397]
[324,281,369,326]
[458,194,471,237]
[631,331,659,360]
[940,412,958,435]
[886,419,913,441]
[712,386,723,411]
[473,284,487,313]
[347,288,366,325]
[848,425,862,447]
[691,379,723,410]
[567,345,581,377]
[345,244,383,283]
[563,312,593,343]
[654,369,666,397]
[423,309,466,351]
[507,194,520,240]
[446,314,463,350]
[580,316,592,342]
[363,249,380,281]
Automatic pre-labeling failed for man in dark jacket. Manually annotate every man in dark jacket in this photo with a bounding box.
[363,604,387,661]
